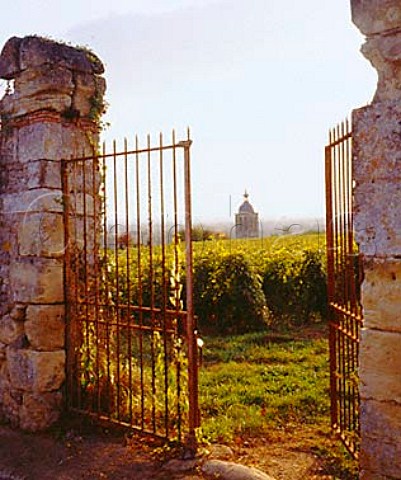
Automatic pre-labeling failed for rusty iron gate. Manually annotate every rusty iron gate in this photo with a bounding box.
[62,130,199,451]
[325,120,364,459]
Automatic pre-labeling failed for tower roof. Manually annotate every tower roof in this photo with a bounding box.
[238,190,256,214]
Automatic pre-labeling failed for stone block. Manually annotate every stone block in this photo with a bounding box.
[18,36,104,75]
[25,305,65,351]
[2,189,63,215]
[61,126,95,159]
[351,0,401,36]
[20,391,62,431]
[10,258,63,303]
[14,64,73,99]
[359,329,401,403]
[360,434,401,479]
[18,212,64,258]
[354,181,401,257]
[72,72,96,117]
[27,160,61,190]
[9,304,26,321]
[7,348,65,392]
[0,92,72,117]
[0,128,18,165]
[0,389,21,427]
[362,260,401,333]
[18,122,62,163]
[353,104,401,183]
[0,314,24,345]
[361,399,401,444]
[0,36,22,80]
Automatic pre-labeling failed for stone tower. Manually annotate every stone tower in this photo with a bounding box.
[235,191,259,239]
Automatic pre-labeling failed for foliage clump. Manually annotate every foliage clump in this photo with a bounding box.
[194,252,270,334]
[108,233,328,335]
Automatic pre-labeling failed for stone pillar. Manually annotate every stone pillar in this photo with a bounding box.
[351,2,401,478]
[0,36,105,430]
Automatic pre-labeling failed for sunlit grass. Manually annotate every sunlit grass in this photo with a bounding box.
[198,325,358,478]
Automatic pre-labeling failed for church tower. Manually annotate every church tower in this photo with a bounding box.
[235,191,259,238]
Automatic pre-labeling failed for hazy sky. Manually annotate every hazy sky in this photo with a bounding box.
[0,0,377,224]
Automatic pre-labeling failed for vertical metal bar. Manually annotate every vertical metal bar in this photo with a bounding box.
[172,130,182,441]
[72,159,81,410]
[81,158,92,409]
[343,122,353,441]
[102,141,112,414]
[339,122,349,439]
[147,134,157,433]
[113,139,121,419]
[92,152,101,414]
[347,119,358,444]
[135,135,145,430]
[124,137,133,423]
[158,132,170,437]
[62,158,73,411]
[325,137,337,430]
[182,133,199,454]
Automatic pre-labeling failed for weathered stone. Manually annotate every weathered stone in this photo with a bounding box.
[201,460,275,480]
[360,434,401,479]
[0,342,6,362]
[208,444,235,460]
[9,304,26,322]
[27,160,61,190]
[359,329,401,403]
[354,181,401,257]
[25,305,65,351]
[72,72,96,117]
[0,34,105,430]
[19,36,104,75]
[351,0,401,36]
[362,36,401,102]
[14,64,73,99]
[61,126,96,159]
[10,258,63,303]
[7,348,65,392]
[20,391,62,431]
[17,122,63,163]
[0,92,72,117]
[362,261,401,333]
[18,212,64,258]
[0,315,24,345]
[361,399,401,443]
[0,129,18,166]
[351,0,401,101]
[353,104,401,183]
[163,459,198,473]
[1,389,21,427]
[2,189,63,215]
[0,36,21,79]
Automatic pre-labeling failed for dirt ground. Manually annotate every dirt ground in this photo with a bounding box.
[0,418,341,480]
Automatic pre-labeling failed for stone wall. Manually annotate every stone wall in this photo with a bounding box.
[0,36,105,430]
[351,2,401,478]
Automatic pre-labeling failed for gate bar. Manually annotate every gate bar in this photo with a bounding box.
[182,133,199,454]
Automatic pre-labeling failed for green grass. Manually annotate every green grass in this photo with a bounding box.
[198,325,358,478]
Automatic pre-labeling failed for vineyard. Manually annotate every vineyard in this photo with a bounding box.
[110,232,327,335]
[71,231,328,445]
